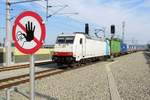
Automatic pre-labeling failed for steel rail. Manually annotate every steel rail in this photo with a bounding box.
[0,68,59,90]
[0,61,51,72]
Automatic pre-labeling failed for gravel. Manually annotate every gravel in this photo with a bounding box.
[0,62,110,100]
[111,52,150,100]
[1,52,149,100]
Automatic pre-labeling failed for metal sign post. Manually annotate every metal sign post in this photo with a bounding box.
[30,54,35,100]
[6,0,12,67]
[12,11,46,100]
[122,21,125,42]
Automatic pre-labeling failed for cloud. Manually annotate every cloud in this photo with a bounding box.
[46,0,150,44]
[3,0,150,44]
[143,0,150,7]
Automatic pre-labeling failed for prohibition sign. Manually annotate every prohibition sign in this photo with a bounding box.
[12,11,46,54]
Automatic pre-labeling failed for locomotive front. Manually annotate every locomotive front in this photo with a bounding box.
[52,34,76,66]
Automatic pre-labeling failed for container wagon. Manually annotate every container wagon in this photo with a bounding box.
[120,42,127,54]
[110,39,121,56]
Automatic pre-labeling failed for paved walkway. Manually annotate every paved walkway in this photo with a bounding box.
[0,59,51,67]
[0,60,53,80]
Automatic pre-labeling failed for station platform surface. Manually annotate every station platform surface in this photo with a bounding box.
[0,59,52,68]
[0,59,53,80]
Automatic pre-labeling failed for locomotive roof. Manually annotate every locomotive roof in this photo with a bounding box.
[58,33,75,37]
[58,32,85,37]
[58,32,105,41]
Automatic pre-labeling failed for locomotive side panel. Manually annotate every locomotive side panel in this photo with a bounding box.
[104,40,110,56]
[73,34,85,61]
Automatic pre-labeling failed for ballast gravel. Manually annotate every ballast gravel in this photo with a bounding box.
[1,52,150,100]
[111,52,150,100]
[0,62,110,100]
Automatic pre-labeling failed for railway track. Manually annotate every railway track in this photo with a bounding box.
[0,61,51,72]
[0,64,29,72]
[0,61,99,90]
[0,68,62,90]
[0,52,138,73]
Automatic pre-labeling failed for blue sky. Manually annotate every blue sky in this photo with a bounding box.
[0,0,150,44]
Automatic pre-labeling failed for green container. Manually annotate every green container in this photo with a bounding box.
[111,39,121,54]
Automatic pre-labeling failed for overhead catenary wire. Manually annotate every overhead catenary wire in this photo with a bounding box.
[46,5,68,18]
[10,0,42,5]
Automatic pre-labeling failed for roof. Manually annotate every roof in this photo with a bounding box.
[58,33,76,37]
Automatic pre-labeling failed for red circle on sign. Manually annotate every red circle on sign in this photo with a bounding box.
[12,11,46,54]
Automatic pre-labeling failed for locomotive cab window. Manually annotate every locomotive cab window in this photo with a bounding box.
[66,37,74,44]
[57,37,65,44]
[56,36,74,44]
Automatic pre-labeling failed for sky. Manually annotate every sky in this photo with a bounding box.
[0,0,150,45]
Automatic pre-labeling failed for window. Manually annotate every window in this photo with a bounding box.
[80,38,82,44]
[56,36,74,44]
[57,37,65,44]
[66,37,74,43]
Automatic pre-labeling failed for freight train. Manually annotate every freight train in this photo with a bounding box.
[52,24,144,66]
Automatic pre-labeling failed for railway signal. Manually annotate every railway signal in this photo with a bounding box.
[110,25,115,61]
[111,25,115,34]
[12,11,46,100]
